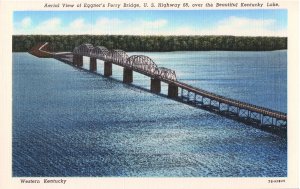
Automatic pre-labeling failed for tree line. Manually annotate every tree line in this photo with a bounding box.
[13,35,287,52]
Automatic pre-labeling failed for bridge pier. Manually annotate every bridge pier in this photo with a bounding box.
[104,61,112,77]
[90,57,97,71]
[168,84,178,98]
[73,54,83,67]
[123,68,133,83]
[150,78,161,93]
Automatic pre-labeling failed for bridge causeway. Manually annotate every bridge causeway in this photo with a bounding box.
[32,42,287,137]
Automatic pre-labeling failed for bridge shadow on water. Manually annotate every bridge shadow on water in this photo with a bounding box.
[55,57,287,139]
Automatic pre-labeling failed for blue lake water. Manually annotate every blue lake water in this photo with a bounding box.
[13,51,287,177]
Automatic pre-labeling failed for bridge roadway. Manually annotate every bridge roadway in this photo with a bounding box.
[35,43,287,137]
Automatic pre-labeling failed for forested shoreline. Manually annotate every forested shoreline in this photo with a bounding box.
[13,35,287,52]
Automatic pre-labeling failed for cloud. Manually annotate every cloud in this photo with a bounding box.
[91,18,168,35]
[40,18,61,28]
[210,16,284,36]
[34,18,62,34]
[21,17,31,28]
[218,16,276,30]
[14,16,286,37]
[165,27,197,35]
[140,19,167,28]
[95,17,123,26]
[168,16,286,37]
[69,18,85,30]
[14,16,169,35]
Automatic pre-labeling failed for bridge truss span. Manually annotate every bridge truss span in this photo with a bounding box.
[91,46,109,60]
[155,67,177,81]
[127,55,158,74]
[108,49,129,65]
[73,43,94,57]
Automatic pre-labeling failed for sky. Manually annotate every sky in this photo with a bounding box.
[13,10,287,36]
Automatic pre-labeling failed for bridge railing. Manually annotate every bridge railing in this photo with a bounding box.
[90,46,109,60]
[73,44,177,81]
[73,43,94,57]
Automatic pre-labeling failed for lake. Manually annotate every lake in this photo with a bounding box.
[13,50,287,177]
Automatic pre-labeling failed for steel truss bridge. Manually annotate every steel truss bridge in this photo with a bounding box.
[36,43,287,137]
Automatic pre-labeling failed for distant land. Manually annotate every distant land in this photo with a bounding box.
[12,35,287,52]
